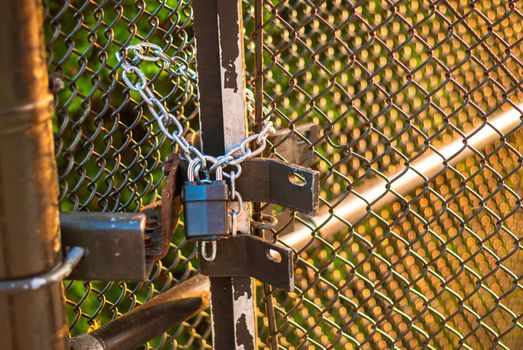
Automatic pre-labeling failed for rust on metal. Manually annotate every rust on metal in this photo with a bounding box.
[160,153,183,257]
[142,152,182,263]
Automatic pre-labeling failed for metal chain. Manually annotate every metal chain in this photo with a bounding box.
[116,43,274,181]
[116,42,275,259]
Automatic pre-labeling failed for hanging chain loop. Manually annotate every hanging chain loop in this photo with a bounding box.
[117,43,275,261]
[116,42,274,184]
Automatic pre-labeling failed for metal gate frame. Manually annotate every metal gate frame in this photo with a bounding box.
[192,0,257,348]
[0,1,69,349]
[0,0,261,349]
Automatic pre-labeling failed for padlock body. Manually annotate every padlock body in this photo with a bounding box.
[182,180,228,240]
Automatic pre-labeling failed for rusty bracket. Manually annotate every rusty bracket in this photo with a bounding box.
[146,153,182,259]
[61,212,147,281]
[142,153,183,273]
[236,158,320,216]
[200,235,295,291]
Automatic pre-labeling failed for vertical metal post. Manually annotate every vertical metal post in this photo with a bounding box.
[253,1,279,349]
[0,1,68,350]
[193,0,257,349]
[254,0,264,128]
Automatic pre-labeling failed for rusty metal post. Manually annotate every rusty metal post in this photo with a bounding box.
[0,1,68,349]
[193,0,257,348]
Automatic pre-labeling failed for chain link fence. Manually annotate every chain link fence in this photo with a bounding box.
[44,0,522,349]
[44,1,208,348]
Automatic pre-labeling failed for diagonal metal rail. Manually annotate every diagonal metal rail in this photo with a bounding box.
[70,275,210,350]
[282,104,522,251]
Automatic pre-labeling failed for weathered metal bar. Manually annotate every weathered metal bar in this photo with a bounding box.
[281,104,523,251]
[60,212,147,281]
[193,0,257,348]
[236,158,320,215]
[0,0,70,349]
[192,0,224,156]
[69,275,210,350]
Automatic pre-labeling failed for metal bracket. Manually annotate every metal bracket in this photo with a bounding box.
[236,158,320,215]
[61,212,147,281]
[59,152,183,282]
[258,123,320,241]
[183,126,320,215]
[143,153,182,262]
[200,235,295,291]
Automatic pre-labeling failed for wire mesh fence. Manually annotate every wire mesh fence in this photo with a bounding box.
[44,0,522,349]
[44,1,209,348]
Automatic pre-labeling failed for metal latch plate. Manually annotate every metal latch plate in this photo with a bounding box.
[236,158,320,215]
[200,235,295,291]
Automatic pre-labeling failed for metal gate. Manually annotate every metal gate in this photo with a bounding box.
[1,0,521,349]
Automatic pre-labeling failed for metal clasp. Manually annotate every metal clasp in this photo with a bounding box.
[200,241,217,262]
[0,247,85,293]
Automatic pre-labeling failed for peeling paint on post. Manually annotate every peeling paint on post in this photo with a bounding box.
[216,0,250,235]
[218,11,240,92]
[216,0,247,149]
[193,0,257,349]
[233,279,256,350]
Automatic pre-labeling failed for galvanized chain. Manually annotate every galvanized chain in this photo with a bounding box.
[117,43,274,181]
[116,42,275,259]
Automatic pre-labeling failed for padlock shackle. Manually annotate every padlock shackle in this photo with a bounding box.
[187,156,223,182]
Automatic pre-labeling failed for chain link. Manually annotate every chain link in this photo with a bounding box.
[116,42,274,185]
